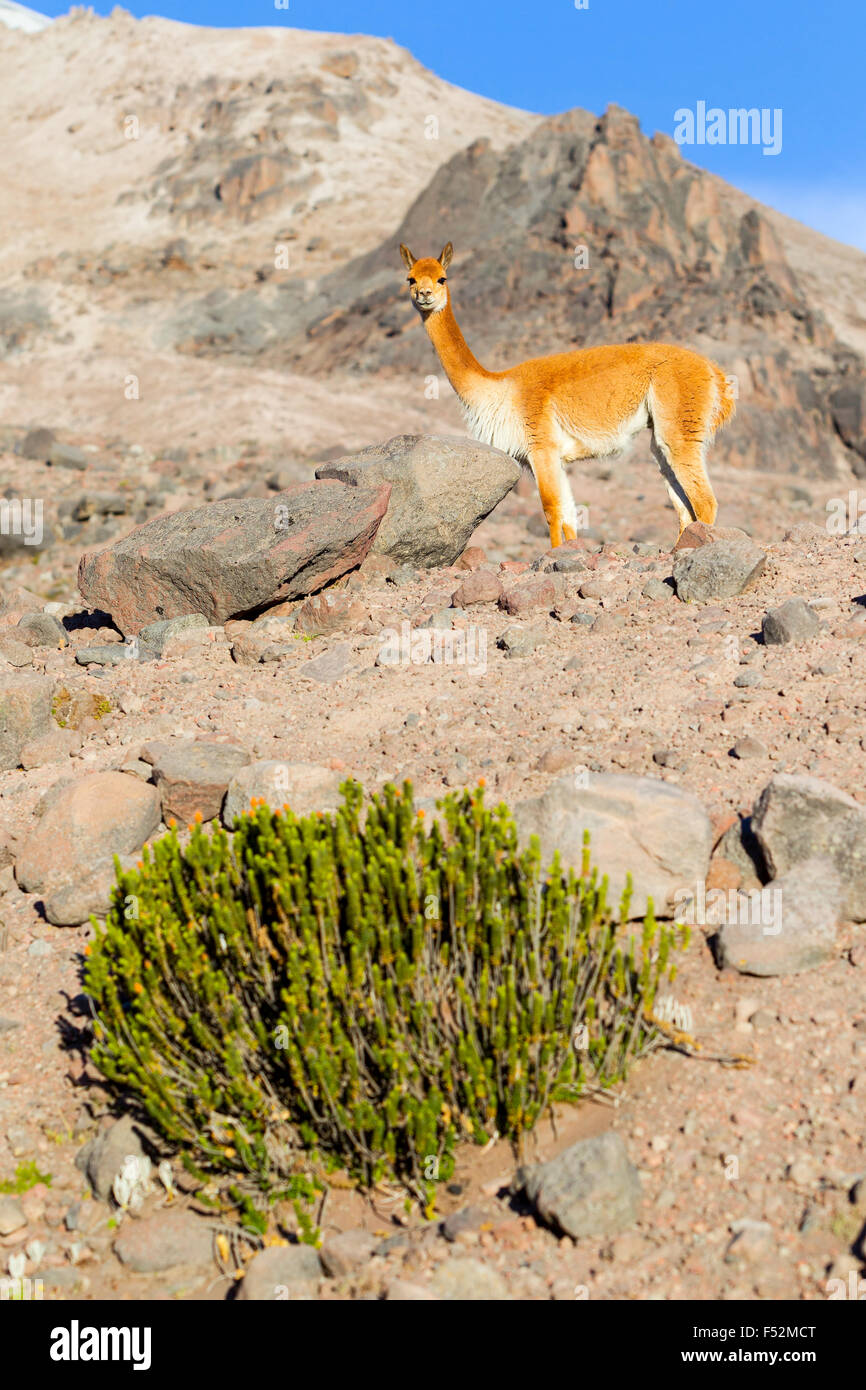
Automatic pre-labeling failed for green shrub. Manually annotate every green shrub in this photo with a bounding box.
[0,1160,53,1194]
[85,781,687,1218]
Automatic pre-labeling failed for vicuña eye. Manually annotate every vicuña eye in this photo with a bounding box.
[407,277,416,284]
[437,277,446,284]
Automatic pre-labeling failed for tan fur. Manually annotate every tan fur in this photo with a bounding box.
[400,242,736,547]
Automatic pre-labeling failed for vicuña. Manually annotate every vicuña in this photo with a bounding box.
[400,242,735,548]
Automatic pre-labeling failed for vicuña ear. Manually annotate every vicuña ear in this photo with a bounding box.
[439,242,453,270]
[399,243,415,271]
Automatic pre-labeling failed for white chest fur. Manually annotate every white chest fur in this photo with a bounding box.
[460,384,528,463]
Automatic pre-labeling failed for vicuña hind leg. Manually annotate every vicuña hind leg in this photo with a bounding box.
[559,465,578,542]
[649,370,719,537]
[650,429,717,537]
[529,447,566,547]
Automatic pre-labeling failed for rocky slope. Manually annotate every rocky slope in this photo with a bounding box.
[1,426,866,1302]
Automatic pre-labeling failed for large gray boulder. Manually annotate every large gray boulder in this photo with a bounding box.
[752,774,866,920]
[513,772,712,917]
[77,480,390,633]
[316,434,520,567]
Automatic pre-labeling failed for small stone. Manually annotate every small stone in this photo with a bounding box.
[578,578,609,601]
[319,1229,378,1277]
[237,1244,323,1300]
[499,576,555,616]
[0,637,33,667]
[15,772,161,926]
[19,726,81,769]
[724,1221,775,1266]
[415,609,453,631]
[762,598,821,646]
[522,1130,641,1238]
[673,536,766,603]
[16,612,68,648]
[673,521,750,552]
[138,613,211,654]
[293,592,368,637]
[429,1256,508,1301]
[231,617,297,666]
[77,1115,150,1202]
[456,546,487,571]
[642,578,674,600]
[386,1278,436,1301]
[49,440,87,469]
[535,745,580,774]
[451,570,503,607]
[114,1209,215,1273]
[782,522,825,544]
[385,564,419,588]
[514,771,710,918]
[552,551,586,573]
[752,773,866,920]
[299,642,351,683]
[0,1195,27,1237]
[496,625,543,659]
[748,1009,777,1031]
[733,668,762,688]
[20,426,56,460]
[652,749,681,768]
[732,736,767,759]
[75,642,157,667]
[441,1205,492,1243]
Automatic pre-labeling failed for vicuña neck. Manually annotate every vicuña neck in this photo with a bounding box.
[424,296,495,403]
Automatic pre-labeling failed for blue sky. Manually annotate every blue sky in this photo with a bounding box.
[36,0,866,249]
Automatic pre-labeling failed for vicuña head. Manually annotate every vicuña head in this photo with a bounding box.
[400,241,452,318]
[399,241,735,549]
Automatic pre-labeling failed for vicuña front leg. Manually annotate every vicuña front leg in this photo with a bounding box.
[530,448,566,548]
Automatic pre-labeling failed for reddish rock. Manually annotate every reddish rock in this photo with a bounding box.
[706,856,742,892]
[451,570,504,606]
[456,546,487,571]
[673,522,752,552]
[499,576,556,616]
[77,480,390,633]
[293,591,368,636]
[140,739,251,824]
